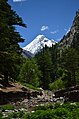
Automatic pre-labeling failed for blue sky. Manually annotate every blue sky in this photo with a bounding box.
[8,0,79,48]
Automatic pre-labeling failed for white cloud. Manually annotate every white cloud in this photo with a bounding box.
[41,26,49,31]
[13,0,26,2]
[50,30,58,34]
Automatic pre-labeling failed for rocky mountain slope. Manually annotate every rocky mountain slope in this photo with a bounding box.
[59,10,79,50]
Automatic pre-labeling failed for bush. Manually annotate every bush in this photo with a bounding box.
[23,102,79,119]
[49,79,65,91]
[2,103,79,119]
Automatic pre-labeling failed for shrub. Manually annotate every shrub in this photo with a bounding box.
[2,102,79,119]
[23,103,79,119]
[49,79,65,91]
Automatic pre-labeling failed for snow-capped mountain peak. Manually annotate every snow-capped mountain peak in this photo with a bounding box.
[23,35,56,56]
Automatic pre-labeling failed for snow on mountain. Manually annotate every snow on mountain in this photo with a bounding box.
[23,35,56,56]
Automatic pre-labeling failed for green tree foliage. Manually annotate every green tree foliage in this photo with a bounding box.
[49,67,69,90]
[0,0,26,85]
[49,78,65,91]
[56,67,70,87]
[59,48,79,86]
[19,58,41,87]
[35,46,54,89]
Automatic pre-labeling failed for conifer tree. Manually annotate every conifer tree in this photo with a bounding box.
[60,48,79,86]
[0,0,26,85]
[36,47,53,89]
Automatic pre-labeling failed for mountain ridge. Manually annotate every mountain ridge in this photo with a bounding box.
[58,10,79,50]
[23,34,57,57]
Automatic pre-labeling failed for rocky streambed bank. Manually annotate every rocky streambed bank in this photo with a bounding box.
[0,82,65,112]
[0,88,64,118]
[0,83,79,115]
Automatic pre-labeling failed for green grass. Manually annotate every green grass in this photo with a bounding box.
[1,102,79,119]
[6,111,25,119]
[21,83,41,91]
[0,112,3,119]
[0,104,14,111]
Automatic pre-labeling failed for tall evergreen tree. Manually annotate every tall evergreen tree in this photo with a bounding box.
[0,0,26,85]
[35,47,53,89]
[59,48,79,86]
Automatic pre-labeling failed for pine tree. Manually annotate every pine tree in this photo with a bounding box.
[0,0,26,85]
[60,48,79,86]
[35,47,53,89]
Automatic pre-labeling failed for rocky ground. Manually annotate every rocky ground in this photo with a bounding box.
[0,82,64,111]
[0,82,79,118]
[0,82,65,118]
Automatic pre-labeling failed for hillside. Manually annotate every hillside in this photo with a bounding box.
[59,10,79,50]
